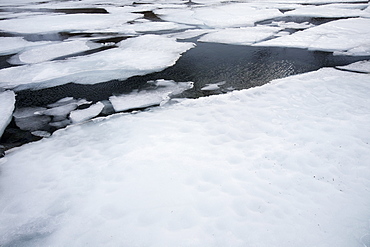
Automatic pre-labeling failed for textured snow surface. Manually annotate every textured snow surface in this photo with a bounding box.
[0,35,194,91]
[0,68,369,247]
[255,18,370,54]
[0,91,15,137]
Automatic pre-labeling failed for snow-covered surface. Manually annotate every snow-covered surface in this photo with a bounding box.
[109,80,193,112]
[69,102,104,123]
[336,60,370,73]
[198,26,282,45]
[255,18,370,54]
[0,67,370,246]
[284,5,364,17]
[0,35,194,91]
[0,91,15,137]
[0,37,50,56]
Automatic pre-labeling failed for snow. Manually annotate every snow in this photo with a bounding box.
[0,66,369,246]
[0,35,194,91]
[0,91,15,138]
[69,102,104,123]
[336,60,370,73]
[255,18,370,54]
[9,40,102,65]
[198,26,282,45]
[109,80,193,112]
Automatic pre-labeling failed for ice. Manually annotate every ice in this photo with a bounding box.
[268,21,314,30]
[336,60,370,73]
[0,37,50,56]
[9,40,102,65]
[255,18,370,54]
[109,79,193,112]
[0,35,195,91]
[198,26,282,45]
[69,102,104,123]
[42,103,78,118]
[284,4,364,17]
[0,12,143,34]
[192,3,284,28]
[201,81,226,91]
[0,91,15,138]
[167,29,214,40]
[0,65,369,246]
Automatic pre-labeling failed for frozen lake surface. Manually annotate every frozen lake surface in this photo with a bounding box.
[0,0,370,246]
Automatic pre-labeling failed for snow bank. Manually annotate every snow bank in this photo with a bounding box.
[0,66,369,246]
[0,35,195,91]
[0,91,15,138]
[198,26,282,45]
[255,18,370,54]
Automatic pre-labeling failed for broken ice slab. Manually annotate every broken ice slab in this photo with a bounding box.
[0,35,195,91]
[336,60,370,73]
[8,40,102,65]
[69,102,104,123]
[0,91,15,138]
[254,18,370,54]
[0,37,52,56]
[198,26,282,45]
[109,79,193,112]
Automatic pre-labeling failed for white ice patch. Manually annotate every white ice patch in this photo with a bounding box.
[0,35,195,91]
[268,21,314,30]
[255,18,370,54]
[201,81,226,91]
[0,37,51,56]
[69,102,104,123]
[0,12,143,34]
[336,60,370,73]
[0,91,15,138]
[198,26,282,45]
[167,29,214,40]
[284,4,364,18]
[0,66,369,246]
[192,3,284,28]
[109,79,193,112]
[9,40,102,65]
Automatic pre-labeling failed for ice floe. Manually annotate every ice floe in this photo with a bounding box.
[109,79,193,112]
[336,60,370,73]
[200,81,226,91]
[267,21,314,30]
[0,12,143,34]
[198,26,282,45]
[284,4,364,18]
[0,91,15,138]
[0,37,50,56]
[0,65,369,246]
[0,35,194,91]
[9,40,102,65]
[255,18,370,54]
[69,102,104,123]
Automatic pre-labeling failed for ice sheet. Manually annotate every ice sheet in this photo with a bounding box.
[0,91,15,138]
[336,60,370,73]
[109,79,193,112]
[9,40,102,64]
[0,12,143,34]
[255,18,370,54]
[198,26,282,45]
[192,3,284,28]
[69,102,104,123]
[0,66,369,246]
[0,37,50,56]
[268,21,314,30]
[0,35,195,91]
